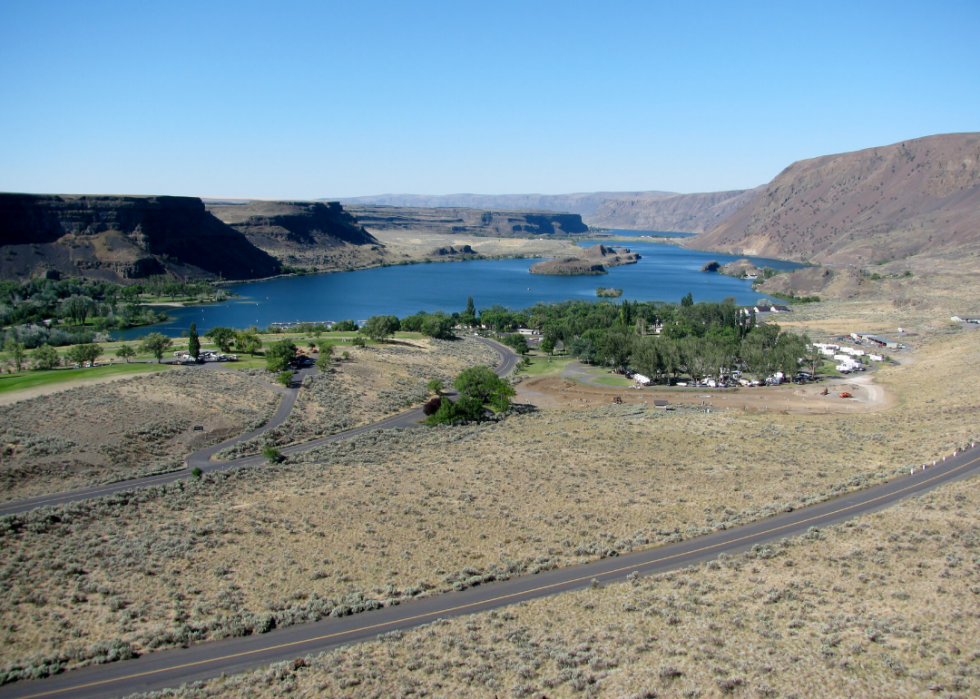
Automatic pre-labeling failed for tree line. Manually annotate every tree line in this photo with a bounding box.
[482,297,819,383]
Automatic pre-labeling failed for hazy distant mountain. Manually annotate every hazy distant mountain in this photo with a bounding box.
[330,192,675,217]
[585,188,762,232]
[688,133,980,267]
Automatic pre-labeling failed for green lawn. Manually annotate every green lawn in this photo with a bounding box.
[0,363,173,395]
[522,356,574,377]
[591,375,633,387]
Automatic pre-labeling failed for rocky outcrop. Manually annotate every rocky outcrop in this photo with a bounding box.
[530,243,640,275]
[718,259,760,278]
[530,258,608,275]
[700,260,721,272]
[687,133,980,270]
[0,194,280,282]
[586,188,761,232]
[344,205,589,237]
[427,245,477,257]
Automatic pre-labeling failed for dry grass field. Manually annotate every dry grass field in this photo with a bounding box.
[0,369,280,502]
[129,475,980,699]
[1,321,977,683]
[216,337,499,458]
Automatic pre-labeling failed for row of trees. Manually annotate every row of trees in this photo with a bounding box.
[1,332,176,373]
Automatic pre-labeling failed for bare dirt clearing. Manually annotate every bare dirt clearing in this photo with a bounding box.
[516,371,897,414]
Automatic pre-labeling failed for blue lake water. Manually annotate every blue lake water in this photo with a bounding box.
[115,237,802,339]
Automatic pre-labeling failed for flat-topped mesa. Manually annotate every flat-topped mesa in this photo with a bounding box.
[342,205,589,237]
[0,193,280,282]
[529,243,641,275]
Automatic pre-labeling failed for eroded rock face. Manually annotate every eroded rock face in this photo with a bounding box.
[207,201,378,248]
[0,194,281,282]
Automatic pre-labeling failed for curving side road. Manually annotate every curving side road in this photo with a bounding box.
[0,337,516,517]
[3,443,978,699]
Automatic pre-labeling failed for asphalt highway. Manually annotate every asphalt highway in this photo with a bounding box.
[0,337,517,517]
[3,441,978,699]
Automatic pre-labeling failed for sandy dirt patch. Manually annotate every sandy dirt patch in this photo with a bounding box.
[516,372,897,415]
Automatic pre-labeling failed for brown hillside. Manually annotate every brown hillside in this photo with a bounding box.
[586,187,760,232]
[687,133,980,270]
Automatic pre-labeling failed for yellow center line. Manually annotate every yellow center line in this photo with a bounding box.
[15,453,978,699]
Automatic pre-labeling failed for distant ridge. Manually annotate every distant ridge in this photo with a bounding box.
[327,192,675,217]
[585,188,762,232]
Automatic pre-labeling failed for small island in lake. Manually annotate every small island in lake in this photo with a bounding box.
[529,244,640,276]
[596,287,623,297]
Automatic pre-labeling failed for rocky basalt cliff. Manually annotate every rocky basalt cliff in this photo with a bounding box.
[207,201,378,247]
[0,194,280,282]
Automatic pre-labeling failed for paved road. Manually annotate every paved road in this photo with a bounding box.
[4,442,978,699]
[0,337,516,517]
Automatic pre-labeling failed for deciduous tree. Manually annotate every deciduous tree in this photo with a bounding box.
[139,333,172,363]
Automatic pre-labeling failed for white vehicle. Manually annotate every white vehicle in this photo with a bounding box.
[869,353,884,362]
[836,364,853,374]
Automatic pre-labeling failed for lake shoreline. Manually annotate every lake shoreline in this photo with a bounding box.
[112,240,804,341]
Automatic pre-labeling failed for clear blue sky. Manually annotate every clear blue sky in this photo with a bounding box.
[1,0,977,199]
